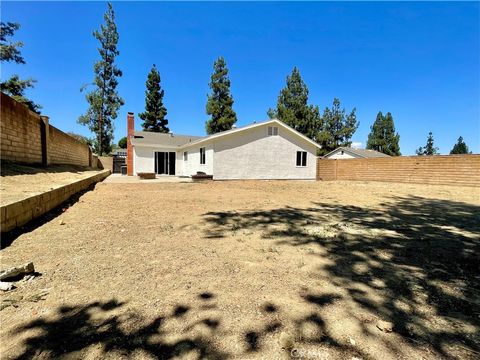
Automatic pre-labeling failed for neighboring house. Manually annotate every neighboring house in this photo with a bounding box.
[126,114,321,180]
[112,148,127,158]
[323,147,390,159]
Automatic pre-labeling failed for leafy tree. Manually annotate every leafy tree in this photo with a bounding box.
[205,57,237,134]
[268,67,322,141]
[416,132,439,155]
[366,111,401,156]
[118,136,127,149]
[139,64,169,132]
[78,3,124,155]
[450,136,471,154]
[0,22,41,113]
[317,98,358,155]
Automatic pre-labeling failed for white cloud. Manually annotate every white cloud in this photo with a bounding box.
[351,142,362,149]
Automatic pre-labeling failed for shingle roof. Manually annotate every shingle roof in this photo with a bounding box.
[325,147,390,158]
[130,131,202,147]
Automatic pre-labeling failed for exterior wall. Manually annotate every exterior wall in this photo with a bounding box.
[1,92,93,167]
[133,146,182,175]
[326,151,357,159]
[212,124,317,180]
[49,125,91,166]
[181,143,214,176]
[317,155,480,187]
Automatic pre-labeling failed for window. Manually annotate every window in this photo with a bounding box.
[200,147,206,165]
[183,151,188,161]
[296,151,307,167]
[267,126,278,136]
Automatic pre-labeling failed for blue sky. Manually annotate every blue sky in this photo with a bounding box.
[2,1,479,155]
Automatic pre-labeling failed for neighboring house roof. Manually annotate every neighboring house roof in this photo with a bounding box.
[130,119,322,150]
[182,119,322,149]
[131,131,202,148]
[324,147,390,158]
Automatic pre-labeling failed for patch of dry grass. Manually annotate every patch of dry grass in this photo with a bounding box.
[0,180,478,359]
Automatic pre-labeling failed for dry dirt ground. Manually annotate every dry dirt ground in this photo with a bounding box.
[0,163,103,205]
[1,180,479,360]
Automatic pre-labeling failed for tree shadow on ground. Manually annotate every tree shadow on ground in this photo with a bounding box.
[9,292,364,359]
[9,296,229,360]
[203,195,480,358]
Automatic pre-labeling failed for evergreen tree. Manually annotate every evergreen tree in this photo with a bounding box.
[366,111,401,156]
[139,64,169,132]
[205,57,237,134]
[268,67,322,141]
[0,22,41,113]
[450,136,471,154]
[317,98,358,155]
[78,3,124,155]
[416,132,439,155]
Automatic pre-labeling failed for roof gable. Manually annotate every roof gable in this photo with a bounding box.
[324,147,390,158]
[181,119,321,149]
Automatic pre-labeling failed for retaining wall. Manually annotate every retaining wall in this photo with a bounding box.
[1,170,110,233]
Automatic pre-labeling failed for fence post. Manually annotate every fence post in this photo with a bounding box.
[40,116,50,166]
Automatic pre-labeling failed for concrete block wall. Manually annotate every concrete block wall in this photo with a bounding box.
[1,92,44,163]
[317,154,480,187]
[49,125,91,166]
[1,92,93,167]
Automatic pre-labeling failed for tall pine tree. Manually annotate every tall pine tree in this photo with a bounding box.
[205,57,237,134]
[139,64,169,132]
[0,22,41,113]
[317,98,358,155]
[416,132,439,155]
[450,136,470,154]
[268,67,321,141]
[78,3,124,155]
[366,111,401,156]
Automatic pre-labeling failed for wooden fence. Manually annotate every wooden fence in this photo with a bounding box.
[317,154,480,187]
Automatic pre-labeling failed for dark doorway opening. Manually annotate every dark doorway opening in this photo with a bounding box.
[154,152,176,175]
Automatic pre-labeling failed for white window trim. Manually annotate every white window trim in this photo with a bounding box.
[296,151,307,167]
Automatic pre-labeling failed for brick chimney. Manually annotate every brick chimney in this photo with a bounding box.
[127,112,134,176]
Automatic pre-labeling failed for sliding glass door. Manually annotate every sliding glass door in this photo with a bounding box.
[154,152,176,175]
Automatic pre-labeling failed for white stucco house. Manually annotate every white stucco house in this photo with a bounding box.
[126,113,321,180]
[323,147,389,159]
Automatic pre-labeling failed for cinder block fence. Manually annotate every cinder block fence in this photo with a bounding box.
[1,92,94,166]
[317,154,480,187]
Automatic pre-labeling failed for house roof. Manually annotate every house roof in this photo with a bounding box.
[131,131,202,148]
[181,119,322,149]
[130,119,322,150]
[324,147,390,158]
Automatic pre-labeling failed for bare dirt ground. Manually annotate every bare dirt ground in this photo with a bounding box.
[0,163,103,205]
[1,180,479,359]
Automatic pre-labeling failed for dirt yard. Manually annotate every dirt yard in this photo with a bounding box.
[1,180,479,359]
[0,163,102,205]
